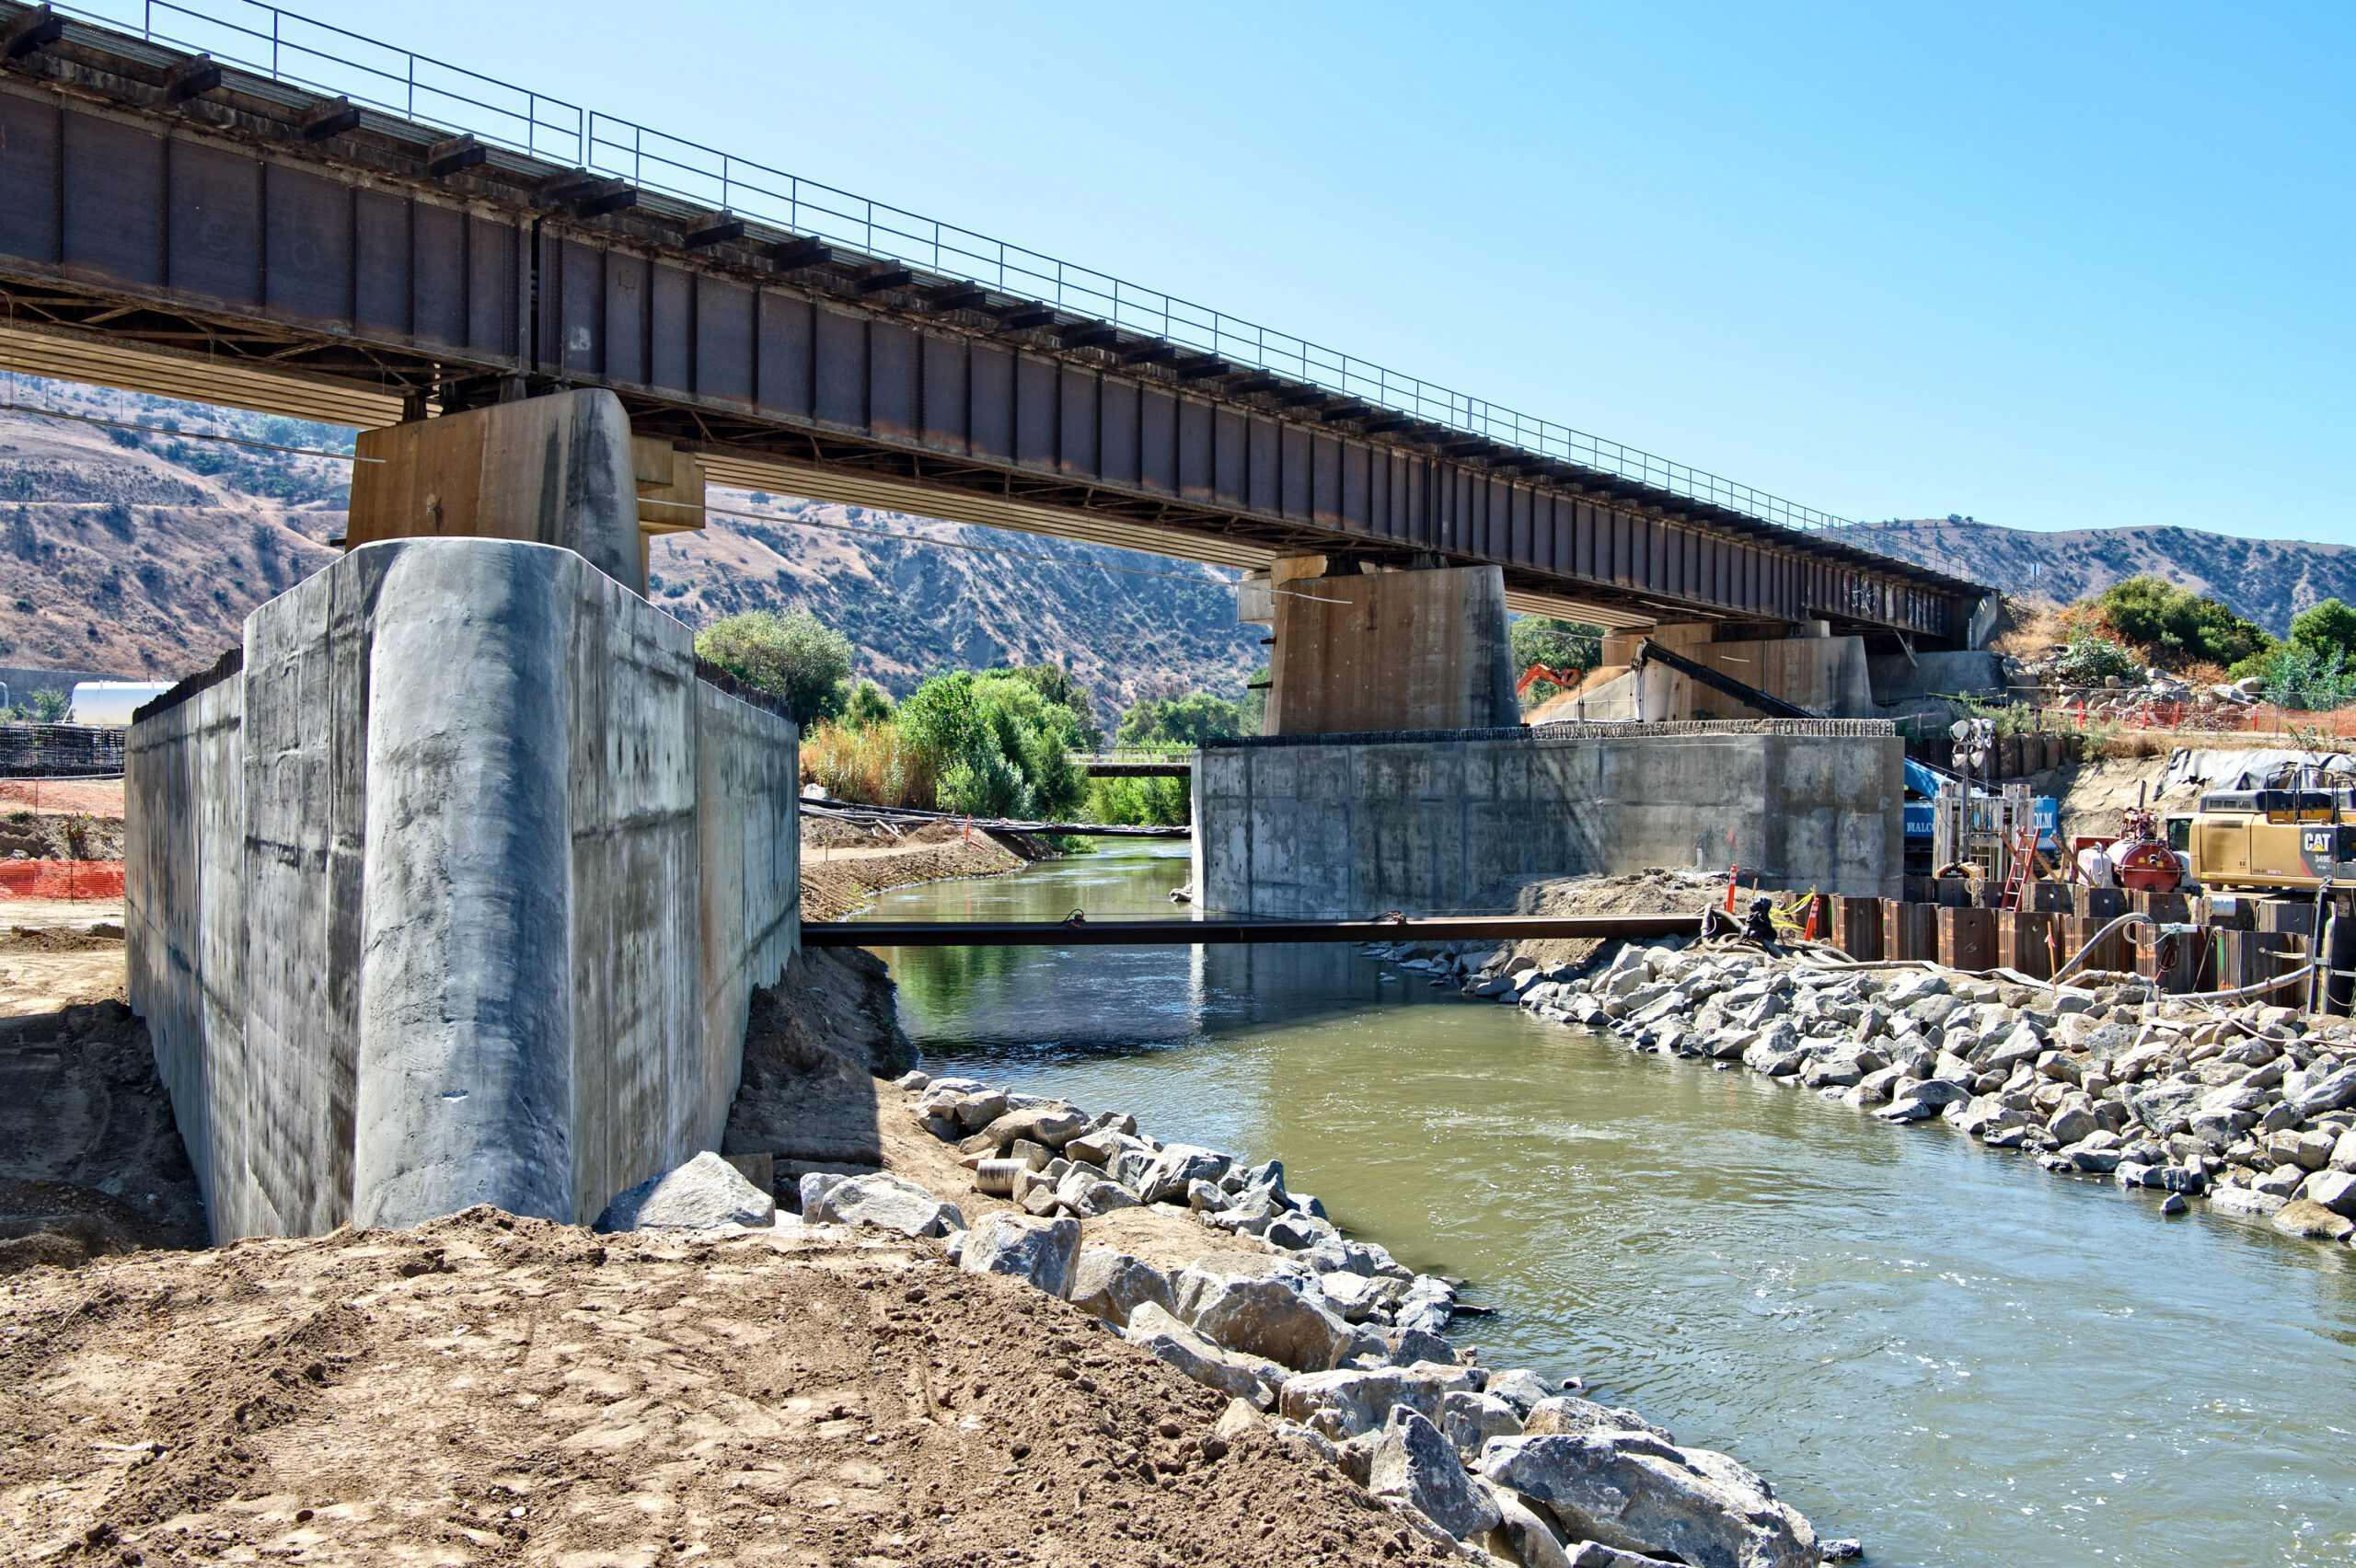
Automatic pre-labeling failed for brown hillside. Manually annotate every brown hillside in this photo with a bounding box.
[0,380,1262,720]
[1833,518,2356,635]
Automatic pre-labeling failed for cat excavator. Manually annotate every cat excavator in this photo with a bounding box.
[2176,762,2356,894]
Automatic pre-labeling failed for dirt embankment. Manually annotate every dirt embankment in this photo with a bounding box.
[0,940,1451,1566]
[798,818,1043,922]
[1507,868,1733,974]
[0,1207,1452,1568]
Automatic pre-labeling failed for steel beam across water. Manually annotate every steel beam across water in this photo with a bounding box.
[811,914,1707,947]
[0,0,1991,640]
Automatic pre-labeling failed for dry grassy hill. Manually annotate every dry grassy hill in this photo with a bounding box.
[1833,518,2356,634]
[0,381,1261,722]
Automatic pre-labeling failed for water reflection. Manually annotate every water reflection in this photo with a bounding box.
[859,841,2356,1568]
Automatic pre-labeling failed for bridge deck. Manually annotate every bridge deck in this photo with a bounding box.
[0,0,1991,643]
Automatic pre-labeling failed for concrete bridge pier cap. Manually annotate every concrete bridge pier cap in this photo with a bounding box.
[127,389,799,1241]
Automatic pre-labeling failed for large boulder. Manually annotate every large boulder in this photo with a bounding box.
[1481,1481,1576,1568]
[595,1152,775,1232]
[2301,1168,2356,1217]
[2272,1198,2355,1241]
[1139,1144,1233,1204]
[1486,1368,1563,1416]
[1175,1256,1357,1371]
[1369,1407,1500,1540]
[957,1213,1080,1296]
[1278,1364,1484,1441]
[799,1171,964,1238]
[1440,1389,1525,1456]
[967,1104,1090,1153]
[1124,1301,1288,1408]
[1067,1247,1177,1328]
[1481,1432,1819,1568]
[2292,1064,2356,1118]
[1523,1395,1671,1443]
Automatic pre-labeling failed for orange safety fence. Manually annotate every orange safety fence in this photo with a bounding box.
[0,859,125,900]
[2044,698,2356,737]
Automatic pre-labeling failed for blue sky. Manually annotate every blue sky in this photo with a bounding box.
[150,1,2356,544]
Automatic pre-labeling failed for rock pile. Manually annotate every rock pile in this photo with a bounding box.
[1476,935,2356,1248]
[877,1069,1834,1567]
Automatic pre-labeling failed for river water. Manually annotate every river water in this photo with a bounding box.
[859,841,2356,1567]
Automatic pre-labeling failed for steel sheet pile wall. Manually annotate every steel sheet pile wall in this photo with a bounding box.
[1193,721,1902,918]
[126,538,799,1240]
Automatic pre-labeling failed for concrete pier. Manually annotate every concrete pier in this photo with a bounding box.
[126,536,799,1239]
[1259,563,1518,735]
[1192,720,1903,917]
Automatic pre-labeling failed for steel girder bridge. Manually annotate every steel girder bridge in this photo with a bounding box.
[0,0,1992,644]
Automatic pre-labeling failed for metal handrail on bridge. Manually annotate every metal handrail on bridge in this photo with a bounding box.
[52,0,1861,537]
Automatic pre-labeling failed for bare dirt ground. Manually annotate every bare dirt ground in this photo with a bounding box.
[0,778,128,820]
[0,809,125,862]
[0,983,206,1271]
[1,917,126,1018]
[0,1208,1454,1568]
[0,940,1438,1567]
[798,823,1030,923]
[1507,868,1727,973]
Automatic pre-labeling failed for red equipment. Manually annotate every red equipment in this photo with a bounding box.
[1517,663,1583,698]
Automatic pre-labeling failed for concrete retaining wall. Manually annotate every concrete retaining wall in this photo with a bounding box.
[126,537,798,1239]
[1192,721,1902,918]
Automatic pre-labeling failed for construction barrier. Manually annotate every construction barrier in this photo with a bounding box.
[0,859,125,900]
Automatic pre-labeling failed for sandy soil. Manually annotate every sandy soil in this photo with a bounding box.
[1,919,127,1018]
[0,778,126,818]
[0,1208,1454,1568]
[0,947,1434,1566]
[0,987,206,1270]
[798,828,1028,923]
[1506,868,1727,973]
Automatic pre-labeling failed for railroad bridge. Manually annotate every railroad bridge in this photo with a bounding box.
[0,0,1992,736]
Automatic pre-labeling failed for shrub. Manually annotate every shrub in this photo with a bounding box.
[2050,634,2142,687]
[801,719,930,809]
[693,608,853,725]
[2094,576,2273,670]
[1115,690,1248,749]
[897,670,1090,821]
[1083,774,1190,826]
[843,678,897,730]
[2264,642,2355,712]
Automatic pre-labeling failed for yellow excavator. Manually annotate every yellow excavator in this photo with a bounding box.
[2173,765,2356,894]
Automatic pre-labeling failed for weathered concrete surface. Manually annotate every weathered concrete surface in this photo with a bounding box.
[1265,566,1516,735]
[1192,721,1901,917]
[125,537,798,1240]
[345,389,646,592]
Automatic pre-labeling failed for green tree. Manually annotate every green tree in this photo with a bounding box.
[842,678,897,730]
[999,663,1103,749]
[2096,576,2273,670]
[16,687,70,722]
[692,609,854,725]
[1509,616,1604,701]
[1116,691,1247,749]
[898,670,1088,820]
[2292,598,2356,658]
[1239,666,1268,736]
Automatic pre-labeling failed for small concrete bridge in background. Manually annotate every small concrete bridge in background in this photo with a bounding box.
[1071,750,1192,778]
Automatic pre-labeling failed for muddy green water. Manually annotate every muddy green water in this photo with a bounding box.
[860,841,2356,1567]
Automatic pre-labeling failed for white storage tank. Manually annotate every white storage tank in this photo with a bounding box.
[69,680,177,728]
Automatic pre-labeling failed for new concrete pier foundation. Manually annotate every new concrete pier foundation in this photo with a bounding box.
[126,536,799,1240]
[1193,720,1902,917]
